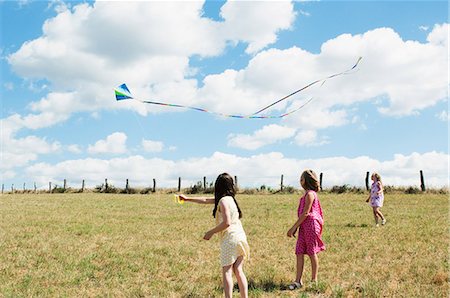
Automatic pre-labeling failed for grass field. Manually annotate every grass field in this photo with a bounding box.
[0,192,448,297]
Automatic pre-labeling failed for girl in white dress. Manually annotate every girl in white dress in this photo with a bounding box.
[365,172,386,227]
[180,173,250,298]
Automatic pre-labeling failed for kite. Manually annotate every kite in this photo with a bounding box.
[173,194,185,205]
[115,57,362,119]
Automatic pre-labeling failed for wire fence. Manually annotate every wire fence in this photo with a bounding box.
[1,171,437,195]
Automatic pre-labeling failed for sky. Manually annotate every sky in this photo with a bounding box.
[1,0,449,190]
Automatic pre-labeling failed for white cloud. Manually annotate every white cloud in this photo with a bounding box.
[87,132,127,154]
[1,170,16,181]
[142,139,164,153]
[2,3,448,177]
[67,144,82,154]
[6,1,447,134]
[24,151,449,189]
[295,130,329,147]
[227,124,296,150]
[200,24,448,120]
[219,1,295,53]
[427,23,449,46]
[1,116,61,171]
[6,1,296,124]
[419,25,429,31]
[436,110,450,122]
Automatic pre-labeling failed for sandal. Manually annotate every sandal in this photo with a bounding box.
[288,281,303,290]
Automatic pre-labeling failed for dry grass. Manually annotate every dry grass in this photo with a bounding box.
[0,193,448,297]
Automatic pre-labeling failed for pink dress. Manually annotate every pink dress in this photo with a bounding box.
[296,190,325,256]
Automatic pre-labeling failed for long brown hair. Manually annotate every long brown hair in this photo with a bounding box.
[212,173,242,218]
[301,169,320,192]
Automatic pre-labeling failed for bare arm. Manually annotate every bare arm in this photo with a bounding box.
[204,200,230,240]
[178,194,214,204]
[377,181,383,195]
[287,192,314,237]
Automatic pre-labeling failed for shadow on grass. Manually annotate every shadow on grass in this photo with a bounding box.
[244,279,329,295]
[345,223,369,228]
[235,278,285,292]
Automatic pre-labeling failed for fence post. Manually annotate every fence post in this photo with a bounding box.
[203,176,207,191]
[420,170,426,192]
[23,183,26,191]
[365,172,370,191]
[11,184,14,193]
[280,174,284,191]
[105,179,108,192]
[234,176,238,190]
[49,182,52,193]
[1,184,4,194]
[63,179,67,191]
[319,173,323,191]
[126,179,129,194]
[152,179,156,192]
[178,177,181,192]
[81,180,85,192]
[34,182,37,193]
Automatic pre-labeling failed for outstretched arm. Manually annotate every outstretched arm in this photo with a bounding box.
[287,192,314,237]
[178,194,214,204]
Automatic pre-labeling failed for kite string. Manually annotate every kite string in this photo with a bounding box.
[135,98,313,119]
[251,57,362,115]
[131,110,149,141]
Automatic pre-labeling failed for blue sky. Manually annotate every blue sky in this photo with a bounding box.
[1,0,448,189]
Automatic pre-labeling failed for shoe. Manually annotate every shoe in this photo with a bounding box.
[375,224,379,227]
[288,281,303,290]
[381,219,386,225]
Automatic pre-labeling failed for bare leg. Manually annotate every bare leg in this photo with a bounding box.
[309,254,319,282]
[376,208,385,221]
[222,265,233,298]
[232,256,248,298]
[372,207,379,225]
[296,254,305,284]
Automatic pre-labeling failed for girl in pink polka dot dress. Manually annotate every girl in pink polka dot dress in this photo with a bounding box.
[287,169,325,289]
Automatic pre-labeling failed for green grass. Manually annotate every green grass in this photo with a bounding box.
[0,193,448,297]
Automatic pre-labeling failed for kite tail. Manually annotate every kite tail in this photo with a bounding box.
[251,56,362,115]
[114,57,362,119]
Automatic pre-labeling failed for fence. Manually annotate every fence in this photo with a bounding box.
[1,171,430,194]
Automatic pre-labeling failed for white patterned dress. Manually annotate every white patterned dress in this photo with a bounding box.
[216,196,250,267]
[370,181,384,207]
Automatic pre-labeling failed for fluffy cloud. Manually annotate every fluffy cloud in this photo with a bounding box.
[222,25,447,148]
[198,24,447,119]
[67,144,82,154]
[219,1,295,53]
[6,2,447,145]
[295,130,330,147]
[87,132,127,154]
[25,151,448,189]
[227,124,296,150]
[142,139,164,153]
[1,115,62,171]
[7,1,296,122]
